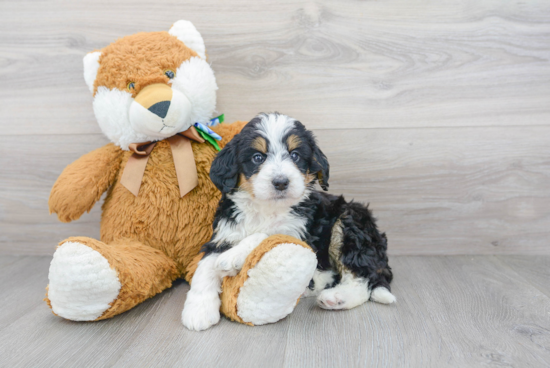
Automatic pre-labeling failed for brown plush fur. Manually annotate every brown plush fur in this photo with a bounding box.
[49,143,123,222]
[47,122,246,319]
[92,32,198,96]
[50,236,179,320]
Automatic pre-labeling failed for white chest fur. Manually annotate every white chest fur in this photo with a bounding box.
[212,191,308,246]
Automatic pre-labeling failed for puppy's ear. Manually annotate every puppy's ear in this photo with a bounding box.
[210,135,240,193]
[311,144,330,191]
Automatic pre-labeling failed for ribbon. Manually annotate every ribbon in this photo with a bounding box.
[120,126,205,198]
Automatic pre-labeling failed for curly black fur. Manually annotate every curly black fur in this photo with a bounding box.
[295,191,393,292]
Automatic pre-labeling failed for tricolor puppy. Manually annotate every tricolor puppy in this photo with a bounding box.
[182,113,394,331]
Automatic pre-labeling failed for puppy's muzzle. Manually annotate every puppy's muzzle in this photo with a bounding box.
[272,177,290,191]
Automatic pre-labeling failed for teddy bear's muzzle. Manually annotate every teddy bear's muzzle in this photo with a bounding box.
[129,83,193,138]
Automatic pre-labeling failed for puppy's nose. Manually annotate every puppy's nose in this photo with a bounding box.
[272,177,289,191]
[148,101,170,119]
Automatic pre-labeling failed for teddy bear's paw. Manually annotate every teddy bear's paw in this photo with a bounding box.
[48,241,121,321]
[181,293,221,331]
[236,243,317,325]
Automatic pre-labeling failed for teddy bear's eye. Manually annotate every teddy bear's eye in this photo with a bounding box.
[164,70,175,79]
[127,82,135,91]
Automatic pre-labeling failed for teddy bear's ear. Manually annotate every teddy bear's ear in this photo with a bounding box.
[83,51,101,93]
[169,20,206,59]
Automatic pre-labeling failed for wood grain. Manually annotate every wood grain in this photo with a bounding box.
[497,255,550,299]
[1,0,550,135]
[1,255,549,367]
[2,125,549,255]
[1,0,550,255]
[315,126,550,255]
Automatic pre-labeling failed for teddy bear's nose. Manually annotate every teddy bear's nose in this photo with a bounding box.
[134,83,173,118]
[148,101,170,119]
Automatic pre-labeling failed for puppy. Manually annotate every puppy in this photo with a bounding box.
[182,113,394,331]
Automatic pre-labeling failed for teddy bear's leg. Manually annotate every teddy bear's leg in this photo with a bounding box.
[219,235,317,326]
[46,236,179,321]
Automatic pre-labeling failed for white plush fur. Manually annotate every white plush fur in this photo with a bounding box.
[93,87,147,150]
[236,243,317,325]
[182,254,222,331]
[83,51,101,93]
[171,56,218,128]
[48,242,121,321]
[169,20,206,59]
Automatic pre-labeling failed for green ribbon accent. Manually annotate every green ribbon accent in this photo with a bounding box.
[197,129,221,151]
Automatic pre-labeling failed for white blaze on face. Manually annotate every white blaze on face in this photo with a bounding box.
[251,114,307,204]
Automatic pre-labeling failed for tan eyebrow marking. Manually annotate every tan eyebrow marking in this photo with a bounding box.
[287,134,302,151]
[252,136,267,153]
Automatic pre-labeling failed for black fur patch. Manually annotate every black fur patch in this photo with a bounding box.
[294,191,393,292]
[200,194,237,255]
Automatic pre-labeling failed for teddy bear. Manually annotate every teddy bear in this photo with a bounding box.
[45,20,317,328]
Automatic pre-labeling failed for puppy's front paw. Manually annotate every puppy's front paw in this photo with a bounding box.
[181,295,221,331]
[215,248,247,275]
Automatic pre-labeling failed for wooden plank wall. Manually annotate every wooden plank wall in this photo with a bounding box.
[1,0,549,255]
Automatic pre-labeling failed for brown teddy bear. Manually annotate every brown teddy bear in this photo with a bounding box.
[46,20,317,327]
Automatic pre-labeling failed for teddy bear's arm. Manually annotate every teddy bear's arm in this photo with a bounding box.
[49,143,123,223]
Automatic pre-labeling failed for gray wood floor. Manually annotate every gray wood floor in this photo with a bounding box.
[1,255,549,368]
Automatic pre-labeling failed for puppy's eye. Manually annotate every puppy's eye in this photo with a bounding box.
[252,153,265,164]
[127,82,135,91]
[165,70,175,79]
[290,151,300,162]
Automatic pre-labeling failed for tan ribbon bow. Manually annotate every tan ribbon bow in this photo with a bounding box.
[120,126,205,197]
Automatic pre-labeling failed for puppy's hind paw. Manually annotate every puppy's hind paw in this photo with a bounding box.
[370,287,396,304]
[317,290,346,310]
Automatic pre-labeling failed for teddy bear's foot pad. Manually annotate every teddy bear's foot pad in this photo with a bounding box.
[236,243,317,325]
[48,242,121,321]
